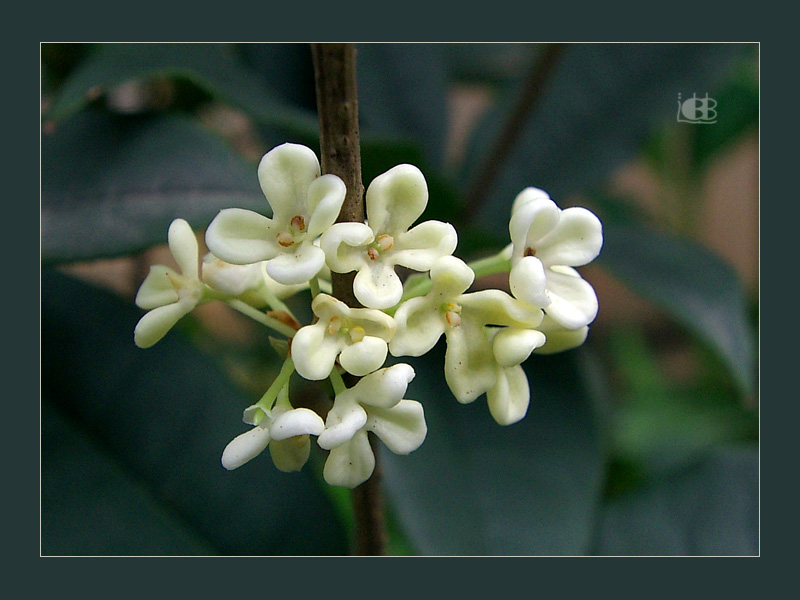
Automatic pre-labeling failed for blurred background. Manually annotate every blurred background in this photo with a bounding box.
[40,42,759,556]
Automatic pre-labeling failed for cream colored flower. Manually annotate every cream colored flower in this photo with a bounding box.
[320,164,457,309]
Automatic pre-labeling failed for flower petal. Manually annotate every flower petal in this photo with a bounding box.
[317,399,368,450]
[205,208,279,265]
[492,327,546,368]
[365,164,428,236]
[135,265,180,309]
[444,321,497,403]
[486,365,530,426]
[389,296,445,357]
[202,255,263,296]
[353,261,404,309]
[269,407,325,441]
[509,193,559,253]
[306,174,347,237]
[460,289,543,328]
[544,266,598,329]
[535,315,589,355]
[291,322,342,381]
[508,256,550,308]
[134,300,194,348]
[168,219,199,279]
[221,425,271,470]
[429,255,474,296]
[511,186,551,215]
[269,436,312,472]
[350,363,415,409]
[535,207,603,267]
[265,243,326,285]
[339,336,388,377]
[320,222,374,273]
[392,220,458,272]
[323,430,375,488]
[257,143,320,220]
[366,400,427,454]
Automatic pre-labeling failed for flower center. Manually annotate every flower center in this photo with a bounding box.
[524,247,537,257]
[276,215,308,248]
[440,302,462,327]
[327,317,366,343]
[366,234,394,261]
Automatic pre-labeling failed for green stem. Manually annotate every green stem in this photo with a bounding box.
[329,368,348,396]
[309,277,321,300]
[254,356,295,413]
[226,299,298,338]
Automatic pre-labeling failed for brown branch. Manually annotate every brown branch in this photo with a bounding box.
[461,43,566,221]
[311,42,387,556]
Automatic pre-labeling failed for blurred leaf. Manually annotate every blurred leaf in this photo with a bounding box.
[42,399,218,555]
[607,328,757,478]
[598,220,756,397]
[460,43,750,230]
[44,42,319,137]
[356,43,449,169]
[591,445,758,555]
[381,347,608,555]
[41,110,264,265]
[41,269,348,555]
[443,43,537,84]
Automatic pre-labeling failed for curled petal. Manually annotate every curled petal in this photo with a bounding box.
[135,265,180,309]
[353,261,404,309]
[366,400,427,455]
[509,194,559,253]
[444,321,497,403]
[389,296,445,357]
[257,143,320,220]
[429,255,474,297]
[202,255,263,296]
[306,174,347,237]
[206,208,279,265]
[221,425,271,470]
[392,221,458,272]
[535,207,603,267]
[544,266,598,329]
[511,186,551,215]
[292,322,342,381]
[509,256,550,308]
[320,222,374,274]
[486,365,530,426]
[168,219,200,279]
[535,315,589,355]
[365,164,429,236]
[339,336,388,377]
[460,289,543,328]
[269,408,325,441]
[350,363,415,409]
[269,436,312,472]
[134,300,194,348]
[492,327,546,368]
[317,400,368,450]
[323,430,375,488]
[265,243,326,285]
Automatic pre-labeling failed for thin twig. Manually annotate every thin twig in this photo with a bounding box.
[311,42,388,556]
[461,43,566,221]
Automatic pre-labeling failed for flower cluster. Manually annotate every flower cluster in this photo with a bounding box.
[133,143,602,488]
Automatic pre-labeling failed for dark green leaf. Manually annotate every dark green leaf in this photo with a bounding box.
[41,110,264,265]
[460,43,751,230]
[591,445,758,555]
[41,269,348,555]
[598,220,756,396]
[381,347,608,555]
[44,43,319,137]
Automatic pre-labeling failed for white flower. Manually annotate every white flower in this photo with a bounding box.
[507,187,602,329]
[221,391,325,472]
[291,293,396,381]
[389,256,543,408]
[317,364,426,488]
[134,219,204,348]
[533,314,589,355]
[201,254,307,299]
[205,143,346,285]
[320,164,457,309]
[485,327,545,425]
